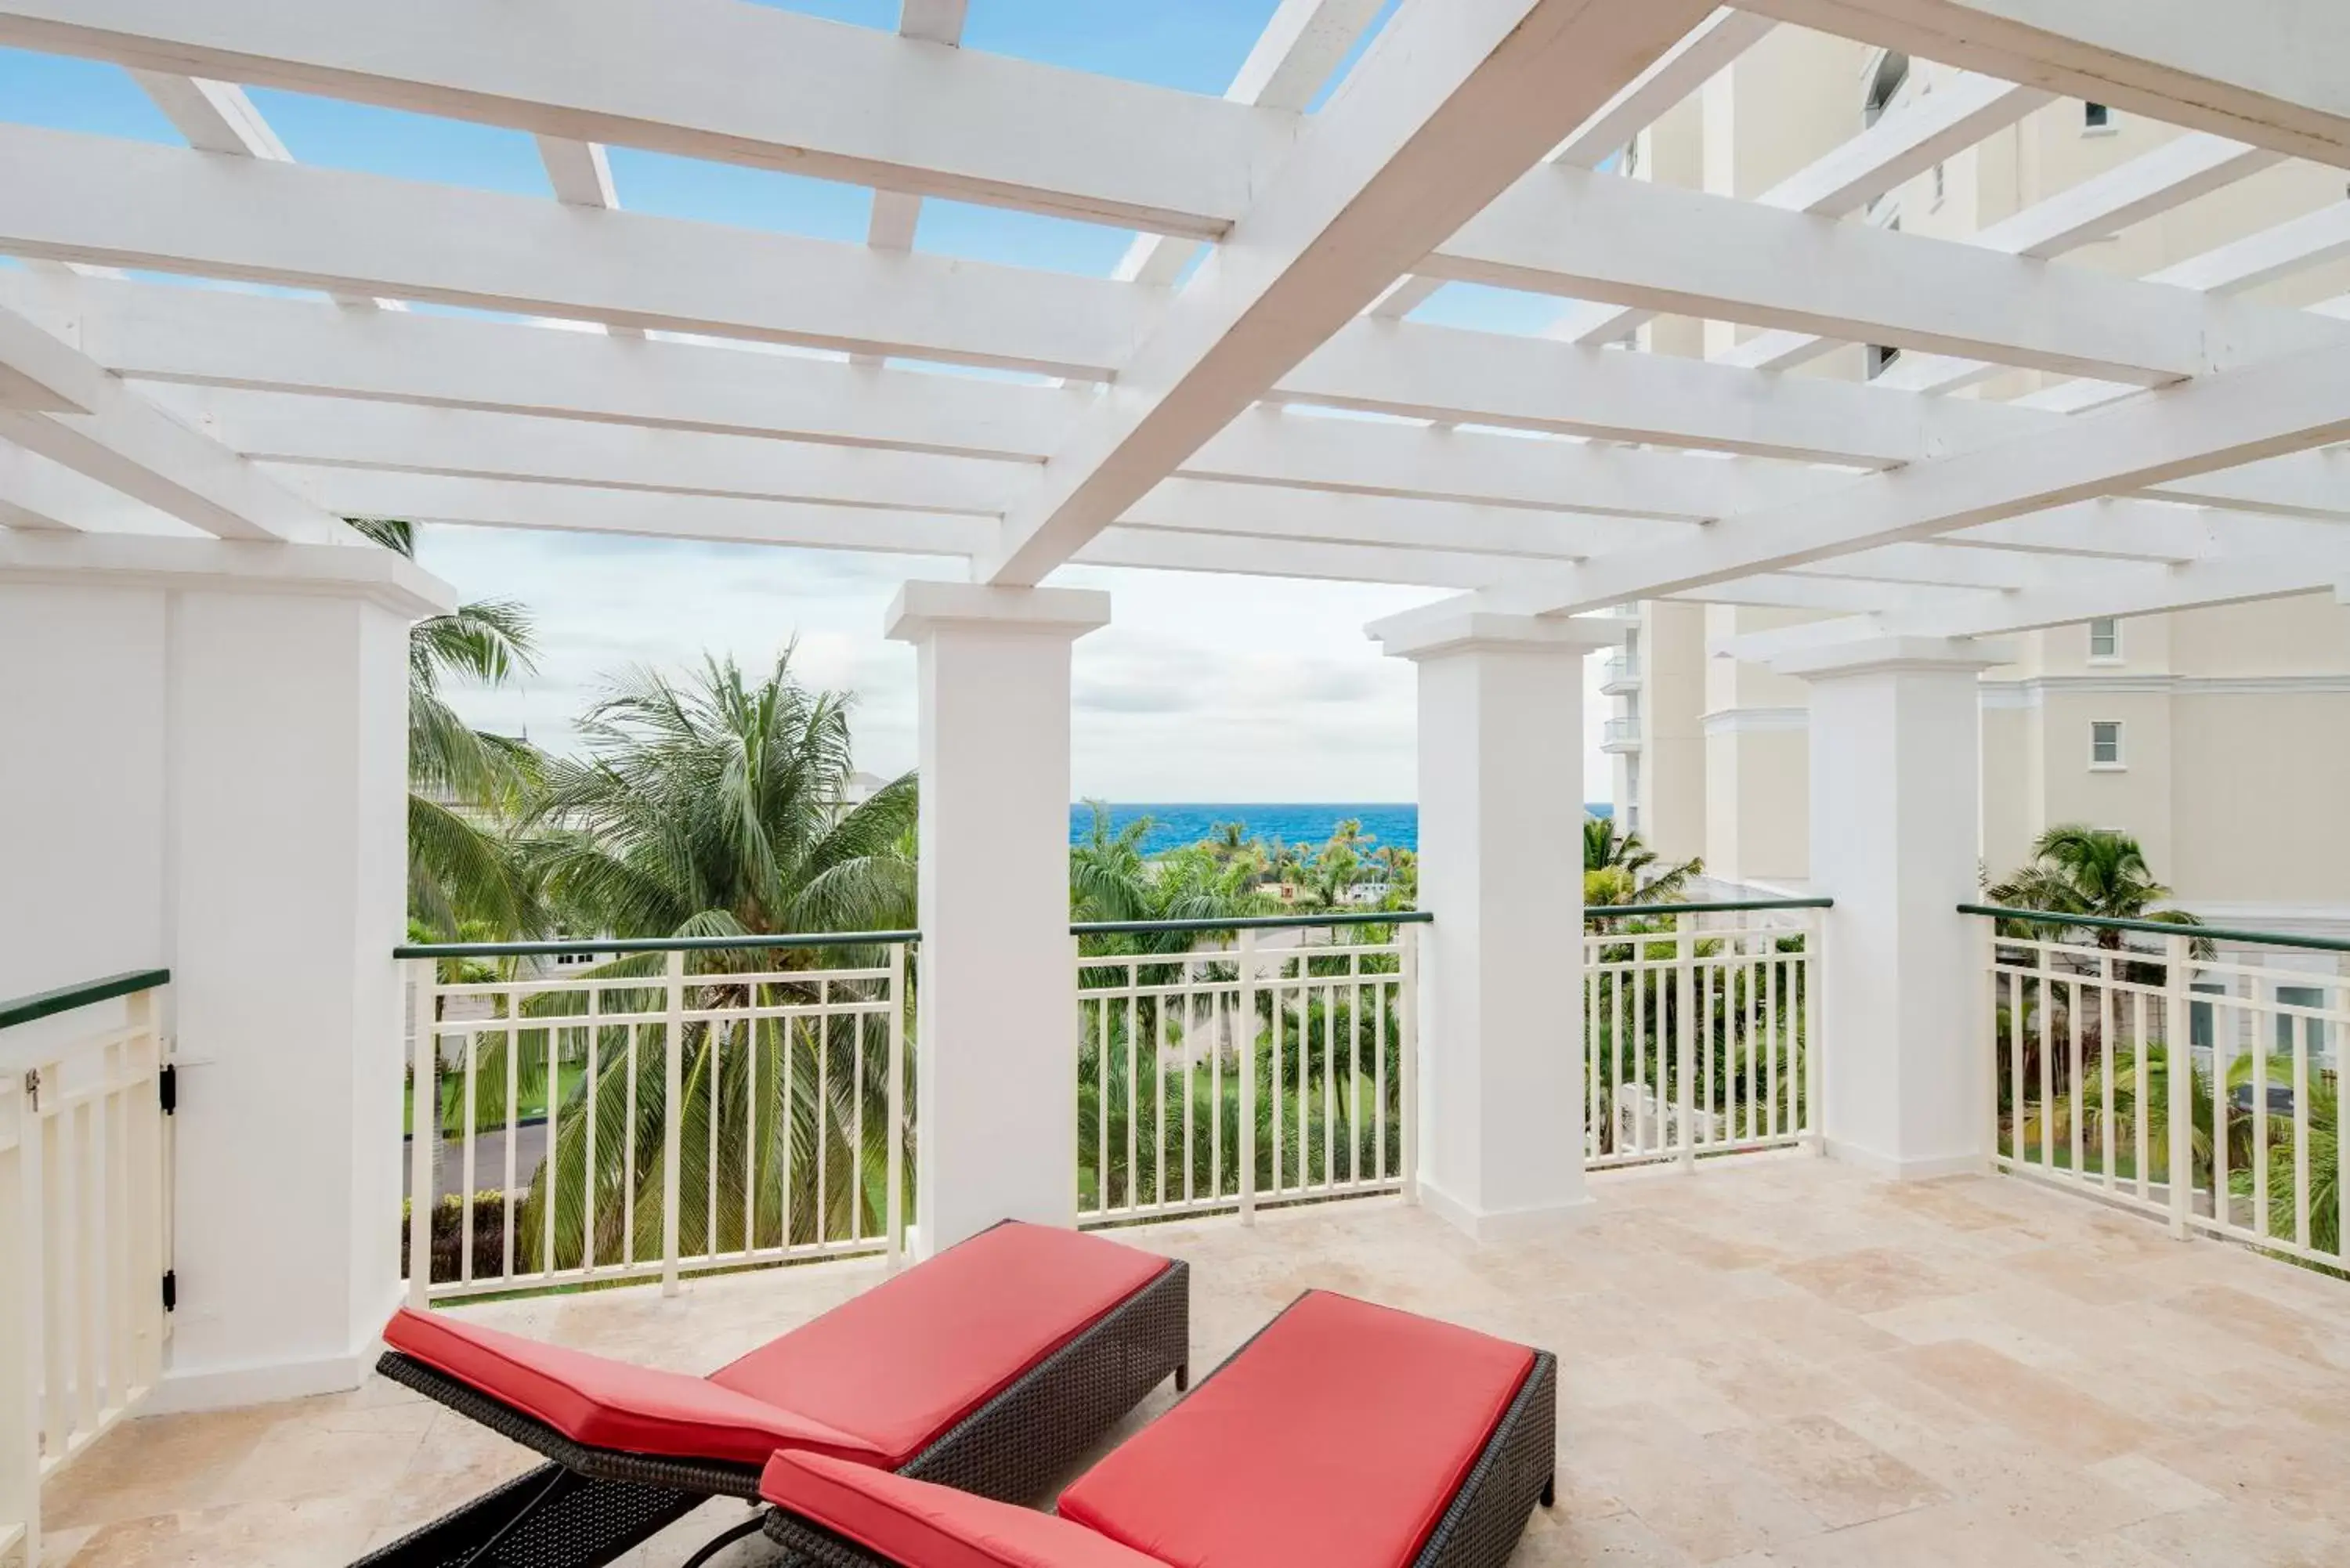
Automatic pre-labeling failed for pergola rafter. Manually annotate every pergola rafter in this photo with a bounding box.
[0,0,2341,649]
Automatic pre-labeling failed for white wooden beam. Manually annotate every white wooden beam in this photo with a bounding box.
[978,0,1721,585]
[1742,0,2350,167]
[2149,201,2350,295]
[0,303,342,543]
[34,277,1883,518]
[1376,338,2350,630]
[1954,198,2350,406]
[127,71,289,159]
[1187,405,1835,518]
[1080,528,1519,588]
[149,386,1029,515]
[0,0,1290,238]
[536,136,619,208]
[0,440,193,534]
[1755,131,2286,383]
[51,269,2333,534]
[272,469,993,556]
[0,125,1154,378]
[259,464,1545,587]
[128,68,398,313]
[1912,558,2350,638]
[857,0,974,360]
[27,276,1081,461]
[1118,0,1390,287]
[1123,477,1690,558]
[2149,447,2350,521]
[1383,7,1776,327]
[1610,71,2052,355]
[1284,318,2046,464]
[1426,161,2343,384]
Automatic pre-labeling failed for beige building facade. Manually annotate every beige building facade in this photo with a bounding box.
[1607,34,2350,926]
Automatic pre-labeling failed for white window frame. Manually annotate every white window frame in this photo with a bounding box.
[2088,617,2122,663]
[2089,720,2126,770]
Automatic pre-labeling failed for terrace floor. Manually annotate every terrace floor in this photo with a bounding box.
[42,1154,2350,1568]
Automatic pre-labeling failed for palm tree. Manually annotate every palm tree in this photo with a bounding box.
[519,651,918,1268]
[348,517,545,938]
[1985,824,2206,953]
[1583,817,1702,905]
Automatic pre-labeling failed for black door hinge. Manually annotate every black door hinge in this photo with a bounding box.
[161,1270,177,1313]
[159,1064,177,1115]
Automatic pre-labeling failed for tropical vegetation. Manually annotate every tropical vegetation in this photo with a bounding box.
[1986,827,2338,1267]
[351,517,544,940]
[1582,817,1703,909]
[1984,823,2205,952]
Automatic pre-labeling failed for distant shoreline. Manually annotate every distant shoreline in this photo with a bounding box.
[1072,801,1613,855]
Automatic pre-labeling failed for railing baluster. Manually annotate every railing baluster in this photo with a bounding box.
[501,1011,517,1283]
[887,941,906,1269]
[1676,914,1695,1169]
[660,950,683,1296]
[2292,1008,2311,1252]
[406,960,435,1306]
[2097,959,2114,1190]
[2166,934,2193,1239]
[1400,924,1419,1205]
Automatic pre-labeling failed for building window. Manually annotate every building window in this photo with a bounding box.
[1864,51,1911,128]
[2083,102,2112,132]
[1932,161,1946,207]
[2276,985,2330,1064]
[2088,617,2121,660]
[2090,721,2124,768]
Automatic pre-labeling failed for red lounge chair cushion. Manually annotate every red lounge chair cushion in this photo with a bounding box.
[762,1451,1167,1568]
[710,1223,1172,1468]
[384,1307,884,1471]
[1058,1292,1535,1568]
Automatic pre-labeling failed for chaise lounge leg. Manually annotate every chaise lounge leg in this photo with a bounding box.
[1540,1476,1555,1508]
[1174,1362,1190,1393]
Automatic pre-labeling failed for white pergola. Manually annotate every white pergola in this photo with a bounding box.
[2,0,2347,1411]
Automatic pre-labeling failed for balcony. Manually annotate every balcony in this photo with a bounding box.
[1600,650,1642,695]
[16,902,2350,1566]
[33,1156,2350,1566]
[1601,715,1643,752]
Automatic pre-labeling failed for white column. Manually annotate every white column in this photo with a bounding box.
[1777,636,2012,1180]
[1376,612,1622,1240]
[0,536,450,1411]
[886,582,1109,1253]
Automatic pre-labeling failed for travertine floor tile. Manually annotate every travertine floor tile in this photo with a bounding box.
[45,1158,2350,1567]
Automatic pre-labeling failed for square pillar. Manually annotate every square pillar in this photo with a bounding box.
[1777,636,2012,1180]
[886,582,1110,1253]
[0,536,450,1411]
[1377,612,1623,1239]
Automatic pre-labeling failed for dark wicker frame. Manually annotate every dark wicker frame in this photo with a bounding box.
[352,1258,1188,1568]
[762,1292,1556,1568]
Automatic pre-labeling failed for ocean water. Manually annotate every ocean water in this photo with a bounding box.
[1069,801,1612,855]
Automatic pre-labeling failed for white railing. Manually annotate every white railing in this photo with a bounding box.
[1075,916,1421,1227]
[1973,907,2348,1274]
[1,972,172,1568]
[1584,903,1824,1169]
[403,934,911,1302]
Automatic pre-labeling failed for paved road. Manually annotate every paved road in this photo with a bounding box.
[402,1122,548,1202]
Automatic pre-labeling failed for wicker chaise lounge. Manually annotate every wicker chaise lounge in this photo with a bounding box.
[353,1222,1190,1568]
[761,1290,1557,1568]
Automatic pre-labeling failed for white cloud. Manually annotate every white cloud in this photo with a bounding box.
[412,527,1615,804]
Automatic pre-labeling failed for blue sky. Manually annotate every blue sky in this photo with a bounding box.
[0,2,1610,800]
